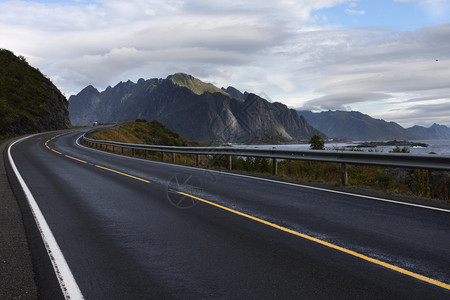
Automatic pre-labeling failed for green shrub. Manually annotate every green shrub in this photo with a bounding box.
[309,134,325,150]
[390,146,410,153]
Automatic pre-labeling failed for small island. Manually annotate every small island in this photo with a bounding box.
[355,140,428,148]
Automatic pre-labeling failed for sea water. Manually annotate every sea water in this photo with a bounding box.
[231,140,450,156]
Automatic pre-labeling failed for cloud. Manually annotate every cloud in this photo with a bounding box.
[404,94,450,103]
[1,0,349,89]
[1,0,450,126]
[380,100,450,127]
[301,92,392,110]
[58,46,250,87]
[345,9,365,15]
[285,23,450,95]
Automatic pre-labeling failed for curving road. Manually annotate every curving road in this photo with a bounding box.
[6,129,450,299]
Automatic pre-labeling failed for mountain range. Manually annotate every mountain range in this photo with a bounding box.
[298,110,407,141]
[299,110,450,141]
[69,72,450,143]
[69,73,321,143]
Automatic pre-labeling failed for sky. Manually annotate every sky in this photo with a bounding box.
[1,0,450,127]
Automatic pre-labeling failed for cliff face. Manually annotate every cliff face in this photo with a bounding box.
[0,49,70,137]
[69,73,322,143]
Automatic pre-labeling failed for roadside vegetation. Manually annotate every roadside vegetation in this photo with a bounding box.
[89,119,207,166]
[390,146,410,153]
[88,120,449,202]
[90,119,200,146]
[309,134,325,150]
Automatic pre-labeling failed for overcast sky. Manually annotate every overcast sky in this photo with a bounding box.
[1,0,450,127]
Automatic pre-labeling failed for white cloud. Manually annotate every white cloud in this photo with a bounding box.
[345,9,365,15]
[301,92,392,111]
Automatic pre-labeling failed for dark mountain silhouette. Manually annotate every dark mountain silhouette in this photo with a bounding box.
[406,124,450,140]
[298,110,450,140]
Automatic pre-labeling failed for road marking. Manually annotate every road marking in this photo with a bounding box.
[95,165,151,183]
[178,191,450,291]
[8,136,84,299]
[65,155,87,164]
[48,134,150,184]
[45,134,89,165]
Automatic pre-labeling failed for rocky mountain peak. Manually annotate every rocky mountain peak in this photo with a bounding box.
[222,86,247,101]
[168,73,230,96]
[79,85,100,96]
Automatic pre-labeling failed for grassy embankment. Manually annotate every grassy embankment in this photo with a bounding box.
[90,120,448,201]
[90,119,206,166]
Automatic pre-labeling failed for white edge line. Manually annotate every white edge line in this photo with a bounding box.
[9,135,84,300]
[76,135,450,213]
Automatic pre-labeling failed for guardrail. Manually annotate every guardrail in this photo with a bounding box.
[81,134,450,185]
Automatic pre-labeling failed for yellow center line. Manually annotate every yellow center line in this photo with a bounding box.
[65,155,87,164]
[45,135,150,184]
[51,149,62,155]
[95,165,151,183]
[178,191,450,291]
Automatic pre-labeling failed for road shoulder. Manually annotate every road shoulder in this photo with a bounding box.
[0,139,37,299]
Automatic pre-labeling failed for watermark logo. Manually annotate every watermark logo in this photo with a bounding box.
[167,173,203,209]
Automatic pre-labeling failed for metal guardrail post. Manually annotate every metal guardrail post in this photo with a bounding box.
[161,152,164,162]
[272,158,278,175]
[196,154,200,167]
[172,153,176,163]
[227,155,232,170]
[341,163,348,186]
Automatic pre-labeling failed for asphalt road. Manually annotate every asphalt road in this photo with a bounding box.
[7,129,450,299]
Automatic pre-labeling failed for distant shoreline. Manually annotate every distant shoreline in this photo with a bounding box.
[354,140,429,148]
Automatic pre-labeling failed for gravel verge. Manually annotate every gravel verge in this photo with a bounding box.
[0,139,38,299]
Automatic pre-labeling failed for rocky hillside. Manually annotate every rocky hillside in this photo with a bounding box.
[0,49,70,138]
[69,73,322,143]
